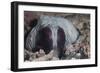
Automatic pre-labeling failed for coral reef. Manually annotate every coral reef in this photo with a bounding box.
[24,11,90,61]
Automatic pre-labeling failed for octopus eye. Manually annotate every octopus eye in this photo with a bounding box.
[57,27,66,59]
[57,27,65,49]
[35,27,53,54]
